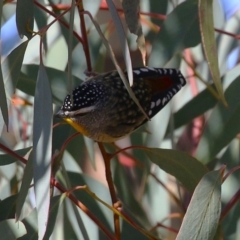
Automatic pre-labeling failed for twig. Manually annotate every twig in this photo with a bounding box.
[34,0,83,44]
[98,142,121,240]
[0,143,27,164]
[75,0,92,72]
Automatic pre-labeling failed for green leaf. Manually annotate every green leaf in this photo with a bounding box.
[2,41,28,93]
[149,0,200,66]
[63,202,79,240]
[0,219,27,239]
[196,76,240,164]
[21,208,38,239]
[16,151,33,221]
[16,0,34,39]
[0,147,31,166]
[0,195,18,221]
[64,197,90,240]
[143,148,208,193]
[66,0,75,98]
[0,0,2,20]
[83,136,96,170]
[122,0,146,64]
[43,195,62,240]
[198,0,226,105]
[122,220,149,240]
[0,41,28,131]
[106,0,133,85]
[176,169,222,240]
[0,66,8,131]
[33,64,52,239]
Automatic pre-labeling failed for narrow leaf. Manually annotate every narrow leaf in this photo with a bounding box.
[43,196,62,240]
[0,66,8,131]
[143,148,208,193]
[83,136,96,170]
[0,41,28,131]
[33,64,52,239]
[16,0,34,39]
[199,0,227,105]
[16,151,33,221]
[122,0,140,34]
[2,41,28,91]
[0,0,2,21]
[0,219,26,239]
[176,169,222,240]
[67,0,75,96]
[0,195,18,221]
[122,0,146,65]
[106,0,134,86]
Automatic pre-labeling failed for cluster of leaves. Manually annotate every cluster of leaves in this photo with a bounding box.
[0,0,240,239]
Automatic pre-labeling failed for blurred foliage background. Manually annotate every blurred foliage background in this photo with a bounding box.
[1,0,240,239]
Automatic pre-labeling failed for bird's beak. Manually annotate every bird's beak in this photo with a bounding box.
[55,109,66,118]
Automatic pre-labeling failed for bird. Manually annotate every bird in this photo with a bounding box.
[56,67,186,142]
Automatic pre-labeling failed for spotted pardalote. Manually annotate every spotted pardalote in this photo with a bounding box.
[56,67,186,142]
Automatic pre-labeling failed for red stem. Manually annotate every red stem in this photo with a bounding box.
[98,142,120,240]
[222,165,240,183]
[215,28,240,40]
[0,143,27,164]
[75,0,92,72]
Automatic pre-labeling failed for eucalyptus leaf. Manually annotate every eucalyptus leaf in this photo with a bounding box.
[16,0,33,39]
[144,148,208,193]
[176,169,222,240]
[0,41,28,131]
[32,64,52,239]
[16,151,33,221]
[199,0,226,105]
